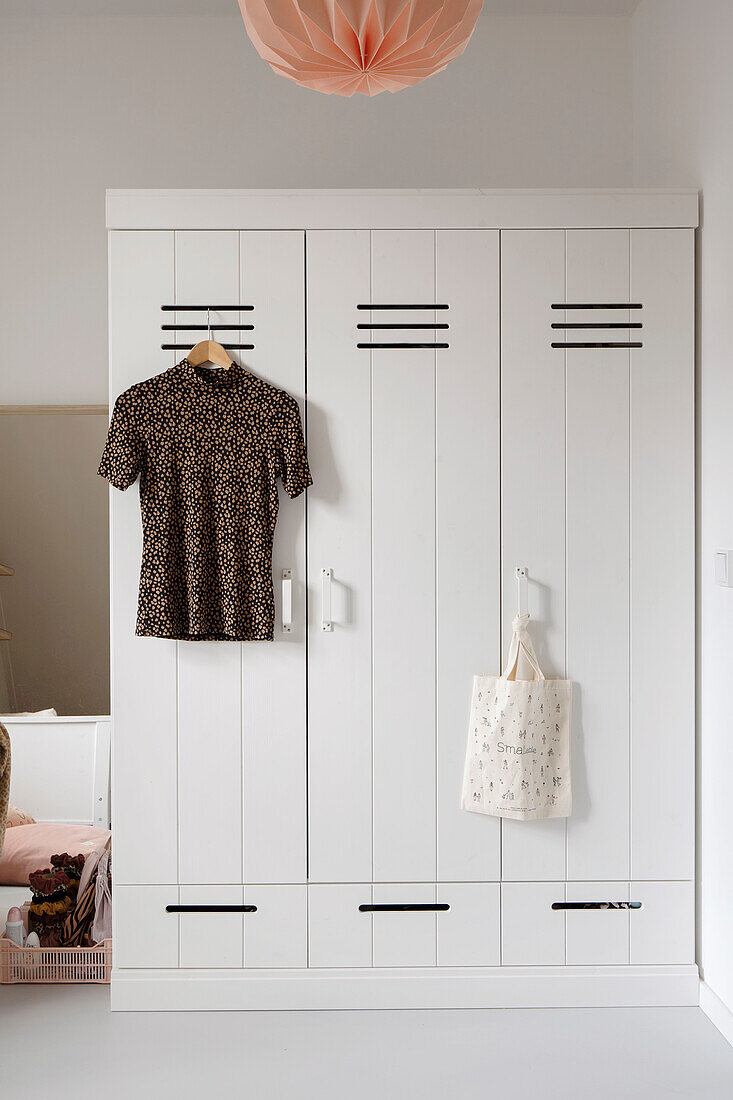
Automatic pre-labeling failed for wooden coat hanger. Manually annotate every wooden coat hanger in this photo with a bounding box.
[185,309,234,370]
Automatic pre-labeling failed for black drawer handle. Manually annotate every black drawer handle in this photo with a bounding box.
[166,905,257,914]
[551,901,642,911]
[358,903,450,913]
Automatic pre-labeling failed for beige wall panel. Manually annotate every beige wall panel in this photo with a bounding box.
[0,411,109,715]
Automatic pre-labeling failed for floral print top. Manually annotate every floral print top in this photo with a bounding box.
[98,359,312,641]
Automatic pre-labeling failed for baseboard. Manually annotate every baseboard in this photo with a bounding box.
[700,981,733,1049]
[111,964,699,1012]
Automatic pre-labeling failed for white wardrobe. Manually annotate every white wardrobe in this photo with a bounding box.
[107,190,697,1010]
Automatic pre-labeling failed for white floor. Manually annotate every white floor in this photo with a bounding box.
[2,988,733,1099]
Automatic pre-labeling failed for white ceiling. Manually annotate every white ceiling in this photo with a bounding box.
[0,0,641,15]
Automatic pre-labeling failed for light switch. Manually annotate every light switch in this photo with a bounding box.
[714,549,731,587]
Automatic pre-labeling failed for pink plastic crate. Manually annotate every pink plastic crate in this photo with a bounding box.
[0,937,112,984]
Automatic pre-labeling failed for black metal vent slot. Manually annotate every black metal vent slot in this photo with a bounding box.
[162,324,255,332]
[166,904,257,914]
[162,344,254,351]
[551,303,643,311]
[161,305,255,353]
[357,304,449,311]
[551,901,642,911]
[551,323,643,330]
[358,903,450,913]
[357,323,449,331]
[551,342,642,350]
[161,305,254,312]
[357,304,450,349]
[357,342,449,350]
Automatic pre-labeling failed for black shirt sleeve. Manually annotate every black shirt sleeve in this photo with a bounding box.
[98,392,142,490]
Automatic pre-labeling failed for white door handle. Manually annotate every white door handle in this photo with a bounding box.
[282,569,292,633]
[321,568,333,631]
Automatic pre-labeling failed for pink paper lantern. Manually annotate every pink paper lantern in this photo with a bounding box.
[238,0,483,96]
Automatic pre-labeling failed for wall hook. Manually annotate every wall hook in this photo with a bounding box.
[515,566,528,617]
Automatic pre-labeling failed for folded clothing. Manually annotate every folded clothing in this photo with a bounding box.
[62,842,111,947]
[0,823,111,886]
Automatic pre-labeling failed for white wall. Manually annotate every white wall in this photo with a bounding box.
[0,13,632,404]
[633,0,733,1014]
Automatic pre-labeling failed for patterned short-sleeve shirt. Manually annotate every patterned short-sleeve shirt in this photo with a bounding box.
[99,359,312,641]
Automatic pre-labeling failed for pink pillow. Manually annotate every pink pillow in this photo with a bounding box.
[7,804,36,828]
[0,823,111,886]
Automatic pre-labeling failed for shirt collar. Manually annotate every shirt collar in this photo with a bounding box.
[179,357,244,388]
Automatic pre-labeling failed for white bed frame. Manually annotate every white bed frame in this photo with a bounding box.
[1,715,111,915]
[1,716,110,829]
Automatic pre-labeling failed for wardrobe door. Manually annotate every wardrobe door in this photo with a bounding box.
[239,230,308,885]
[112,230,307,899]
[630,230,694,883]
[173,230,307,888]
[435,231,501,883]
[370,229,438,883]
[564,230,631,882]
[307,229,500,887]
[174,232,244,889]
[307,230,373,884]
[501,231,567,883]
[500,229,693,889]
[109,231,178,887]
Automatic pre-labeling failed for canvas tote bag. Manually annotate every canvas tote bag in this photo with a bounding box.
[461,614,572,821]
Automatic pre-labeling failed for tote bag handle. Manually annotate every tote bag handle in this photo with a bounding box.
[502,613,546,681]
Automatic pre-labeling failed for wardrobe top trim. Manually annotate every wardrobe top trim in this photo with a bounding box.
[105,189,699,231]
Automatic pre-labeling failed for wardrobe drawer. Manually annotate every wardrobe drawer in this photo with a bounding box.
[501,882,566,965]
[564,882,631,966]
[309,884,499,969]
[309,884,447,969]
[179,886,244,969]
[308,885,372,968]
[372,884,438,968]
[115,885,309,971]
[243,885,307,969]
[372,884,501,968]
[114,886,178,969]
[629,881,694,965]
[437,884,500,967]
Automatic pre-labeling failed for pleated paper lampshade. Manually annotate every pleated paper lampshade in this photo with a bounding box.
[238,0,483,96]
